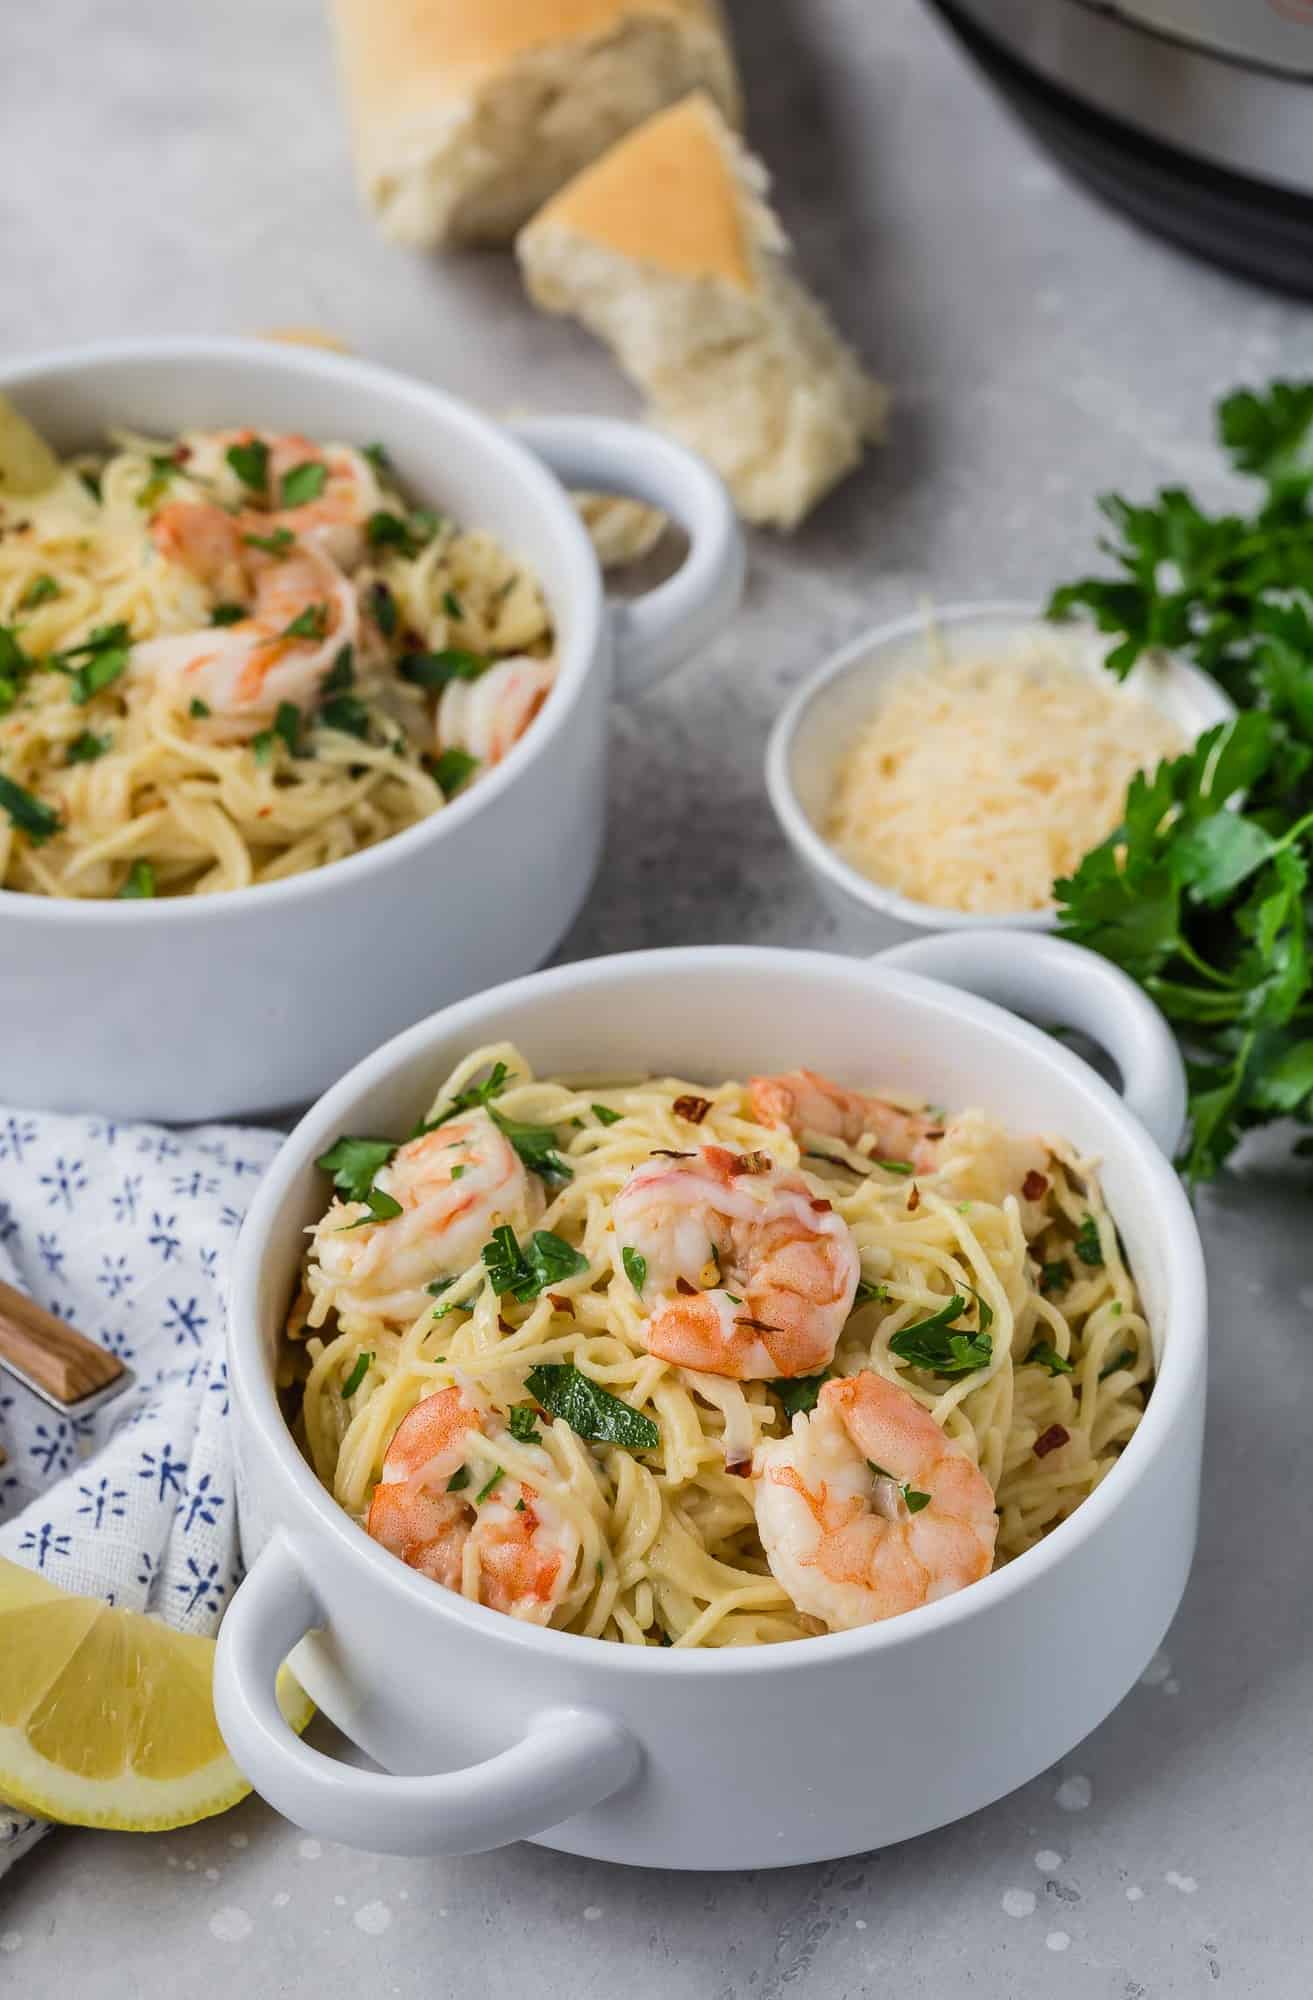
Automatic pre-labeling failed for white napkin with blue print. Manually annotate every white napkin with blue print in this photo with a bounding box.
[0,1104,282,1875]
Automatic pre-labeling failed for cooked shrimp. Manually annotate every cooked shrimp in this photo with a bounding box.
[749,1069,944,1169]
[437,655,556,769]
[311,1108,543,1324]
[163,428,379,573]
[753,1371,998,1631]
[366,1384,579,1623]
[134,538,358,738]
[612,1143,860,1381]
[750,1068,1051,1215]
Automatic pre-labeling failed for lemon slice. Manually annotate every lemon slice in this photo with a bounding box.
[0,1557,311,1831]
[0,392,60,497]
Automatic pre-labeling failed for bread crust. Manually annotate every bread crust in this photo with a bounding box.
[525,92,754,291]
[334,0,730,114]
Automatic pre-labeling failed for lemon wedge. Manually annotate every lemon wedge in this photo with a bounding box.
[0,1557,310,1831]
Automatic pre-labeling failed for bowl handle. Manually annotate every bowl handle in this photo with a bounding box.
[213,1533,641,1857]
[509,416,745,698]
[873,931,1187,1159]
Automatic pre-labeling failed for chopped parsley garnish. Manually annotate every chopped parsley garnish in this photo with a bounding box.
[369,580,397,636]
[0,772,58,844]
[508,1403,540,1443]
[1074,1215,1104,1267]
[366,509,440,558]
[280,460,328,508]
[66,730,110,764]
[226,437,270,493]
[867,1462,932,1514]
[322,644,354,693]
[271,702,302,756]
[210,603,247,627]
[315,1134,397,1203]
[341,1351,373,1398]
[592,1104,622,1126]
[420,1060,573,1187]
[52,623,131,704]
[426,1061,512,1125]
[481,1224,588,1302]
[853,1279,891,1307]
[341,1185,403,1227]
[446,1465,471,1494]
[137,454,180,510]
[189,698,211,719]
[888,1295,994,1377]
[282,603,328,642]
[621,1246,646,1295]
[1099,1346,1136,1381]
[118,860,156,900]
[1027,1340,1074,1377]
[1039,1260,1071,1296]
[426,1278,454,1299]
[770,1373,828,1418]
[79,469,102,502]
[319,693,371,740]
[399,648,489,691]
[433,747,478,797]
[442,589,464,620]
[474,1467,504,1505]
[524,1364,659,1451]
[19,574,59,610]
[243,526,294,556]
[875,1158,914,1176]
[0,625,31,684]
[362,441,391,474]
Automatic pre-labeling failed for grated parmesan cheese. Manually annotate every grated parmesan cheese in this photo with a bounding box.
[825,651,1184,914]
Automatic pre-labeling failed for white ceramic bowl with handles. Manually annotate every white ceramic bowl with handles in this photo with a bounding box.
[0,337,743,1122]
[215,934,1206,1870]
[766,600,1236,952]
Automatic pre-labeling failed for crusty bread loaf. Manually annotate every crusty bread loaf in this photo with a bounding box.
[516,94,886,529]
[331,0,740,249]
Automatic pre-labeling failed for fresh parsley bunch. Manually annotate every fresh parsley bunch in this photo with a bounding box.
[1050,380,1313,1177]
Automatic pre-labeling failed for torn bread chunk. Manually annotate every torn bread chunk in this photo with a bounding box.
[517,93,886,529]
[331,0,740,249]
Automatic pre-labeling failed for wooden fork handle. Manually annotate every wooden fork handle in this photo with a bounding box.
[0,1278,125,1405]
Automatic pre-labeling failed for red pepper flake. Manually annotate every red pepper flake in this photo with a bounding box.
[809,1197,833,1213]
[730,1151,772,1177]
[906,1183,920,1212]
[1034,1424,1069,1459]
[673,1094,712,1125]
[924,1129,945,1142]
[497,1315,516,1335]
[725,1459,752,1478]
[1022,1170,1050,1202]
[675,1276,699,1296]
[547,1292,575,1318]
[652,1149,695,1160]
[172,444,192,465]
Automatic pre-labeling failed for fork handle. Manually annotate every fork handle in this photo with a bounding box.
[0,1278,125,1404]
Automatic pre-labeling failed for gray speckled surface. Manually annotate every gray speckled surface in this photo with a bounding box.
[3,0,1312,1993]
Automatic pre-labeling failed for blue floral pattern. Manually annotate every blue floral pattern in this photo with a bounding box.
[0,1100,281,1874]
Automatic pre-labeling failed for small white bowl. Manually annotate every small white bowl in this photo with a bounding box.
[766,600,1236,950]
[0,338,743,1121]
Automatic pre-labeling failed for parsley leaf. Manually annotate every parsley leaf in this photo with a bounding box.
[446,1465,471,1493]
[52,623,131,704]
[319,693,371,740]
[315,1135,397,1203]
[118,859,156,899]
[508,1403,540,1443]
[433,747,478,796]
[442,589,464,620]
[362,441,391,474]
[369,580,397,636]
[621,1246,646,1294]
[474,1467,504,1505]
[888,1296,994,1377]
[322,644,354,693]
[366,509,440,558]
[282,604,327,642]
[0,772,58,843]
[399,648,489,692]
[1026,1340,1074,1377]
[524,1363,659,1451]
[1099,1346,1137,1381]
[66,730,109,764]
[210,602,247,627]
[482,1224,588,1302]
[189,698,211,719]
[853,1278,891,1307]
[243,526,294,556]
[19,574,59,610]
[341,1351,373,1398]
[770,1373,828,1418]
[591,1103,622,1126]
[1075,1216,1104,1267]
[280,460,328,507]
[226,437,269,493]
[1039,1260,1071,1296]
[342,1185,403,1227]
